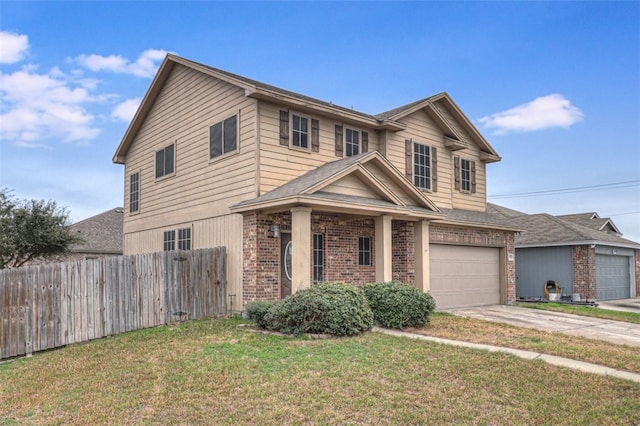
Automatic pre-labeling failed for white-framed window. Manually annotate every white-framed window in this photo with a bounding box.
[178,228,191,250]
[461,158,471,192]
[155,144,175,179]
[210,114,238,160]
[129,172,139,213]
[313,233,324,283]
[345,128,360,157]
[358,237,371,266]
[163,230,175,251]
[413,143,431,190]
[292,114,309,149]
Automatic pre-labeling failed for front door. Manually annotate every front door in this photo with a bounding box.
[281,232,292,298]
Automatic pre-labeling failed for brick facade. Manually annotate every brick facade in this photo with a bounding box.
[243,210,518,307]
[572,245,596,301]
[392,221,415,283]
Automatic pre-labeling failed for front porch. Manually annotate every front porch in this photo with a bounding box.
[241,209,432,306]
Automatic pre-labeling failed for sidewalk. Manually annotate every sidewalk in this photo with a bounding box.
[373,327,640,384]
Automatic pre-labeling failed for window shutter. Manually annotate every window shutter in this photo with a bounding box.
[454,156,461,191]
[362,131,369,153]
[311,119,320,152]
[431,146,438,192]
[335,124,343,157]
[279,110,289,146]
[470,160,477,194]
[405,140,412,180]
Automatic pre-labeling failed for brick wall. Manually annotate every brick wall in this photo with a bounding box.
[312,214,376,285]
[243,211,518,306]
[392,220,415,283]
[572,245,596,301]
[242,212,282,305]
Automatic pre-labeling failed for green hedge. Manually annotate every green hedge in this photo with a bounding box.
[244,300,278,329]
[362,281,436,328]
[262,282,373,336]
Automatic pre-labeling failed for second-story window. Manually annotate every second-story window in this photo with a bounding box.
[413,143,431,190]
[345,128,360,156]
[155,144,175,179]
[461,159,471,192]
[210,115,238,159]
[292,114,309,149]
[129,172,139,213]
[406,140,437,192]
[454,155,476,194]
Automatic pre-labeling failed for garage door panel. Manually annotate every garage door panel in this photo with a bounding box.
[596,255,630,301]
[430,245,500,309]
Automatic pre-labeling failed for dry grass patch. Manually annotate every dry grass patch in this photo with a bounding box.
[410,313,640,373]
[1,317,639,425]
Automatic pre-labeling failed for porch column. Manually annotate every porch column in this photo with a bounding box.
[414,220,430,292]
[291,207,312,293]
[375,215,393,282]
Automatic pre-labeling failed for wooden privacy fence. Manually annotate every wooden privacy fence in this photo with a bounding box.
[0,247,227,360]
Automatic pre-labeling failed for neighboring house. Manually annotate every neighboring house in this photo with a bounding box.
[112,54,519,311]
[488,204,640,301]
[67,207,124,261]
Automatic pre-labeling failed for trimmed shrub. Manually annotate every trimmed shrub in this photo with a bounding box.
[362,281,436,329]
[245,300,278,329]
[263,282,373,336]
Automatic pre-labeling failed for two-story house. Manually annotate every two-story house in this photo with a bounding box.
[113,54,519,311]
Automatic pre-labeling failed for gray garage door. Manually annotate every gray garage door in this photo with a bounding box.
[430,244,501,309]
[596,254,630,301]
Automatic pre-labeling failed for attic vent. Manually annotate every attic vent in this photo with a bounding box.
[115,208,124,213]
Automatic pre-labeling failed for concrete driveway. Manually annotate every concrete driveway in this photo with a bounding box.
[444,305,640,347]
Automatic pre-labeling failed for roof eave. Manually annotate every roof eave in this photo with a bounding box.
[516,240,640,250]
[245,87,405,131]
[433,217,522,232]
[230,195,442,220]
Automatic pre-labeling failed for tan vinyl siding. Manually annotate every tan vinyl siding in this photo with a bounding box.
[385,108,487,212]
[124,214,243,306]
[323,174,381,199]
[363,163,417,207]
[258,102,380,195]
[123,63,258,240]
[385,109,453,208]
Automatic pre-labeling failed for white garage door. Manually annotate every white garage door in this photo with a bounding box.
[430,244,501,309]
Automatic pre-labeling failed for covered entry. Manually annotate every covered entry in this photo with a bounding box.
[430,244,501,309]
[596,254,631,300]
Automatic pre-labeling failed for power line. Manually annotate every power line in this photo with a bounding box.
[488,180,640,199]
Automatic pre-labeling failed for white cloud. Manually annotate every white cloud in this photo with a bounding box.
[478,94,584,134]
[0,67,101,145]
[0,31,29,64]
[111,98,141,122]
[74,49,168,78]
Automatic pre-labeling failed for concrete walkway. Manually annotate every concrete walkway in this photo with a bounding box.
[598,298,640,313]
[373,327,640,384]
[443,305,640,347]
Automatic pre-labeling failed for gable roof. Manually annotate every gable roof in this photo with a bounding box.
[557,212,622,235]
[375,93,501,162]
[231,151,442,219]
[69,208,124,254]
[113,54,500,164]
[487,203,639,249]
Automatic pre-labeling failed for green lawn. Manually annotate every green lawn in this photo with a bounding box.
[1,317,639,425]
[517,302,640,324]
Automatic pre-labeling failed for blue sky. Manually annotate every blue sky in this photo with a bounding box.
[1,1,639,242]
